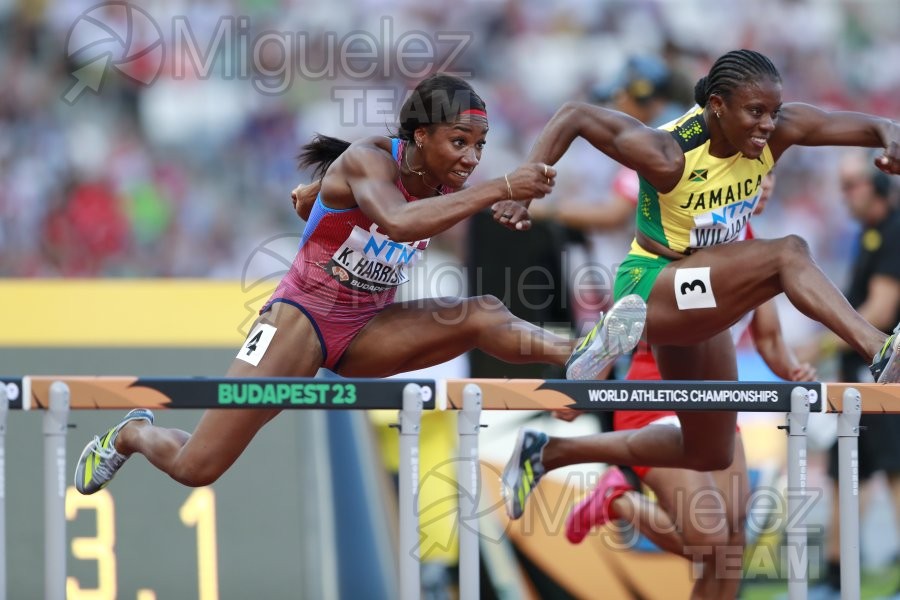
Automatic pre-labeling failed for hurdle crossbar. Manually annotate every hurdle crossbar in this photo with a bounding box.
[21,376,435,411]
[447,378,821,412]
[826,382,900,413]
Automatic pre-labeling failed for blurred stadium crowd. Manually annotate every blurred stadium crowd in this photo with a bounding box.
[1,0,898,291]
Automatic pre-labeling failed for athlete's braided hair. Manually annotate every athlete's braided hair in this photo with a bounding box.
[693,49,781,107]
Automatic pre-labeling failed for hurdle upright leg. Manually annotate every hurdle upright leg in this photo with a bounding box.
[457,383,483,600]
[0,385,7,600]
[43,381,70,600]
[786,385,812,600]
[837,387,861,600]
[398,383,424,600]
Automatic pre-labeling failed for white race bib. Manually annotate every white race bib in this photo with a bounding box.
[674,267,717,310]
[325,224,428,294]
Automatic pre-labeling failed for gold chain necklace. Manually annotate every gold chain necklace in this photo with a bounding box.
[402,143,443,196]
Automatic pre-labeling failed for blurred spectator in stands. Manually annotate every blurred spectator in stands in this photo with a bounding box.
[41,176,130,275]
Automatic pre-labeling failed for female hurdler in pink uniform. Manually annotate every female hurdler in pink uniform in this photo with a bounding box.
[74,74,639,494]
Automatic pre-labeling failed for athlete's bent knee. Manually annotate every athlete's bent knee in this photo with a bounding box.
[682,525,730,552]
[470,294,507,313]
[778,234,811,261]
[687,449,734,472]
[465,295,513,329]
[170,462,223,487]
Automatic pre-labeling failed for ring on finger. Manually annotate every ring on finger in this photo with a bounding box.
[542,164,548,176]
[501,212,513,218]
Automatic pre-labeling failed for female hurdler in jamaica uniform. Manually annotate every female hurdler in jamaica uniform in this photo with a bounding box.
[73,74,637,494]
[504,49,900,532]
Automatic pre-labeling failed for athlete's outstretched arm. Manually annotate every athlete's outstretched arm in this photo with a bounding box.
[771,104,900,173]
[544,190,635,231]
[325,142,555,242]
[526,101,685,191]
[749,299,816,381]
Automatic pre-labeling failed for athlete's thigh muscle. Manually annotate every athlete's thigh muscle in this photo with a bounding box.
[657,332,740,464]
[654,330,737,381]
[644,467,727,546]
[227,301,325,378]
[178,302,324,475]
[338,296,487,377]
[647,238,783,345]
[710,435,749,528]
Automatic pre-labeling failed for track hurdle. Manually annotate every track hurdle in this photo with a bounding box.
[0,384,8,600]
[825,383,900,600]
[6,376,435,600]
[0,377,23,600]
[446,379,822,600]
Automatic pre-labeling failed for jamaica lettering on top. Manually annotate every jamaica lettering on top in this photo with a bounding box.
[679,175,763,211]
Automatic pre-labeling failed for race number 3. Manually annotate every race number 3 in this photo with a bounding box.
[236,323,277,366]
[674,267,717,310]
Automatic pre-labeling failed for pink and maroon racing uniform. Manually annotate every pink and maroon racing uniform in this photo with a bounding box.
[261,139,439,369]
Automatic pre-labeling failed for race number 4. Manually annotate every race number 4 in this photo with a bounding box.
[237,323,277,366]
[673,267,717,310]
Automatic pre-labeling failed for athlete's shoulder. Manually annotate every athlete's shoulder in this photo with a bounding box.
[338,137,398,175]
[353,135,394,152]
[318,136,398,209]
[661,105,709,154]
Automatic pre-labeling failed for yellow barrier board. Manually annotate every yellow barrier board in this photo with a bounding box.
[0,279,269,347]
